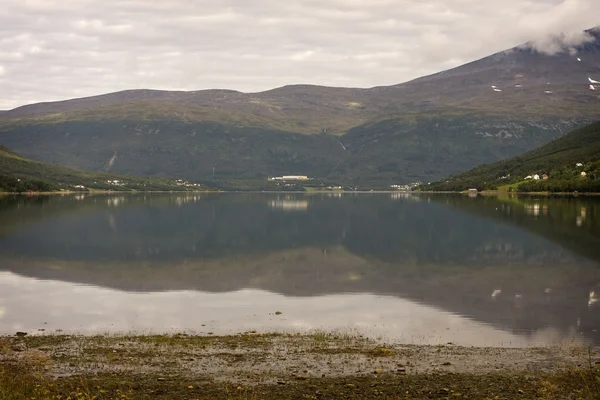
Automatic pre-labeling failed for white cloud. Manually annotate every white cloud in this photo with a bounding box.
[527,30,596,54]
[0,0,597,109]
[290,50,315,61]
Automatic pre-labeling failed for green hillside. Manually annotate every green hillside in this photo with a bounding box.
[424,120,600,192]
[0,113,588,189]
[1,30,600,187]
[0,146,209,193]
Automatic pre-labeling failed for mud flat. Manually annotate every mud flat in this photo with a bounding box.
[1,333,599,399]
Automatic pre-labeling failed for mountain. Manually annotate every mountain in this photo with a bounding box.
[424,119,600,192]
[0,146,209,192]
[1,29,600,187]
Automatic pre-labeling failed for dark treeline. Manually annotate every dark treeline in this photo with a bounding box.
[0,175,54,193]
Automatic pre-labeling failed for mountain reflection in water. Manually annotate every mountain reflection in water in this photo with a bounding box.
[0,193,598,346]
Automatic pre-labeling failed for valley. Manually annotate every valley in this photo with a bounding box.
[2,29,600,188]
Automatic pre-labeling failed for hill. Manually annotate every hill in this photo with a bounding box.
[424,120,600,192]
[1,29,600,187]
[0,146,209,193]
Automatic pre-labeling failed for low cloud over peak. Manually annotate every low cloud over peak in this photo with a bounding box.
[526,30,597,55]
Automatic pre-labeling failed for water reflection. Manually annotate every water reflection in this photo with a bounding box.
[269,199,309,212]
[591,290,599,307]
[0,193,599,346]
[577,206,587,227]
[439,195,600,264]
[390,192,420,201]
[0,271,583,347]
[107,196,125,207]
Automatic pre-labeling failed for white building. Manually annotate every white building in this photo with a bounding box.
[268,175,310,181]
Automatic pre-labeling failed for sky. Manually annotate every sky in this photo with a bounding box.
[0,0,598,109]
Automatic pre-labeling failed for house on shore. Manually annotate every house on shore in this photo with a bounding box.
[268,175,310,181]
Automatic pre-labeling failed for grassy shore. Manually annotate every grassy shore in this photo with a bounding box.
[1,333,599,399]
[4,190,216,196]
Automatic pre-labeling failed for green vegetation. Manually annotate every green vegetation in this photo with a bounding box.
[0,146,210,193]
[0,114,589,190]
[0,175,53,192]
[424,120,600,192]
[2,31,600,188]
[333,114,585,187]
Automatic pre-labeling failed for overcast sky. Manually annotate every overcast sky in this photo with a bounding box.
[0,0,597,109]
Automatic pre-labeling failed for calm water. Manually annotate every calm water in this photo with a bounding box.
[0,193,599,347]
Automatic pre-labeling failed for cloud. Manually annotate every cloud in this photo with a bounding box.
[0,0,597,109]
[290,50,315,61]
[526,30,595,55]
[514,0,598,54]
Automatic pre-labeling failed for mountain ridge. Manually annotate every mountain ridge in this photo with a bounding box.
[3,29,600,130]
[4,28,600,116]
[1,28,600,187]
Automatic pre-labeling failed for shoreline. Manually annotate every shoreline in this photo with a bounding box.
[477,190,600,196]
[2,332,599,399]
[3,189,600,196]
[0,189,214,196]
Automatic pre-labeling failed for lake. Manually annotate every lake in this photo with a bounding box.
[0,192,599,347]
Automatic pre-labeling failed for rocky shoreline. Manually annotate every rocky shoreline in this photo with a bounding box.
[1,332,599,399]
